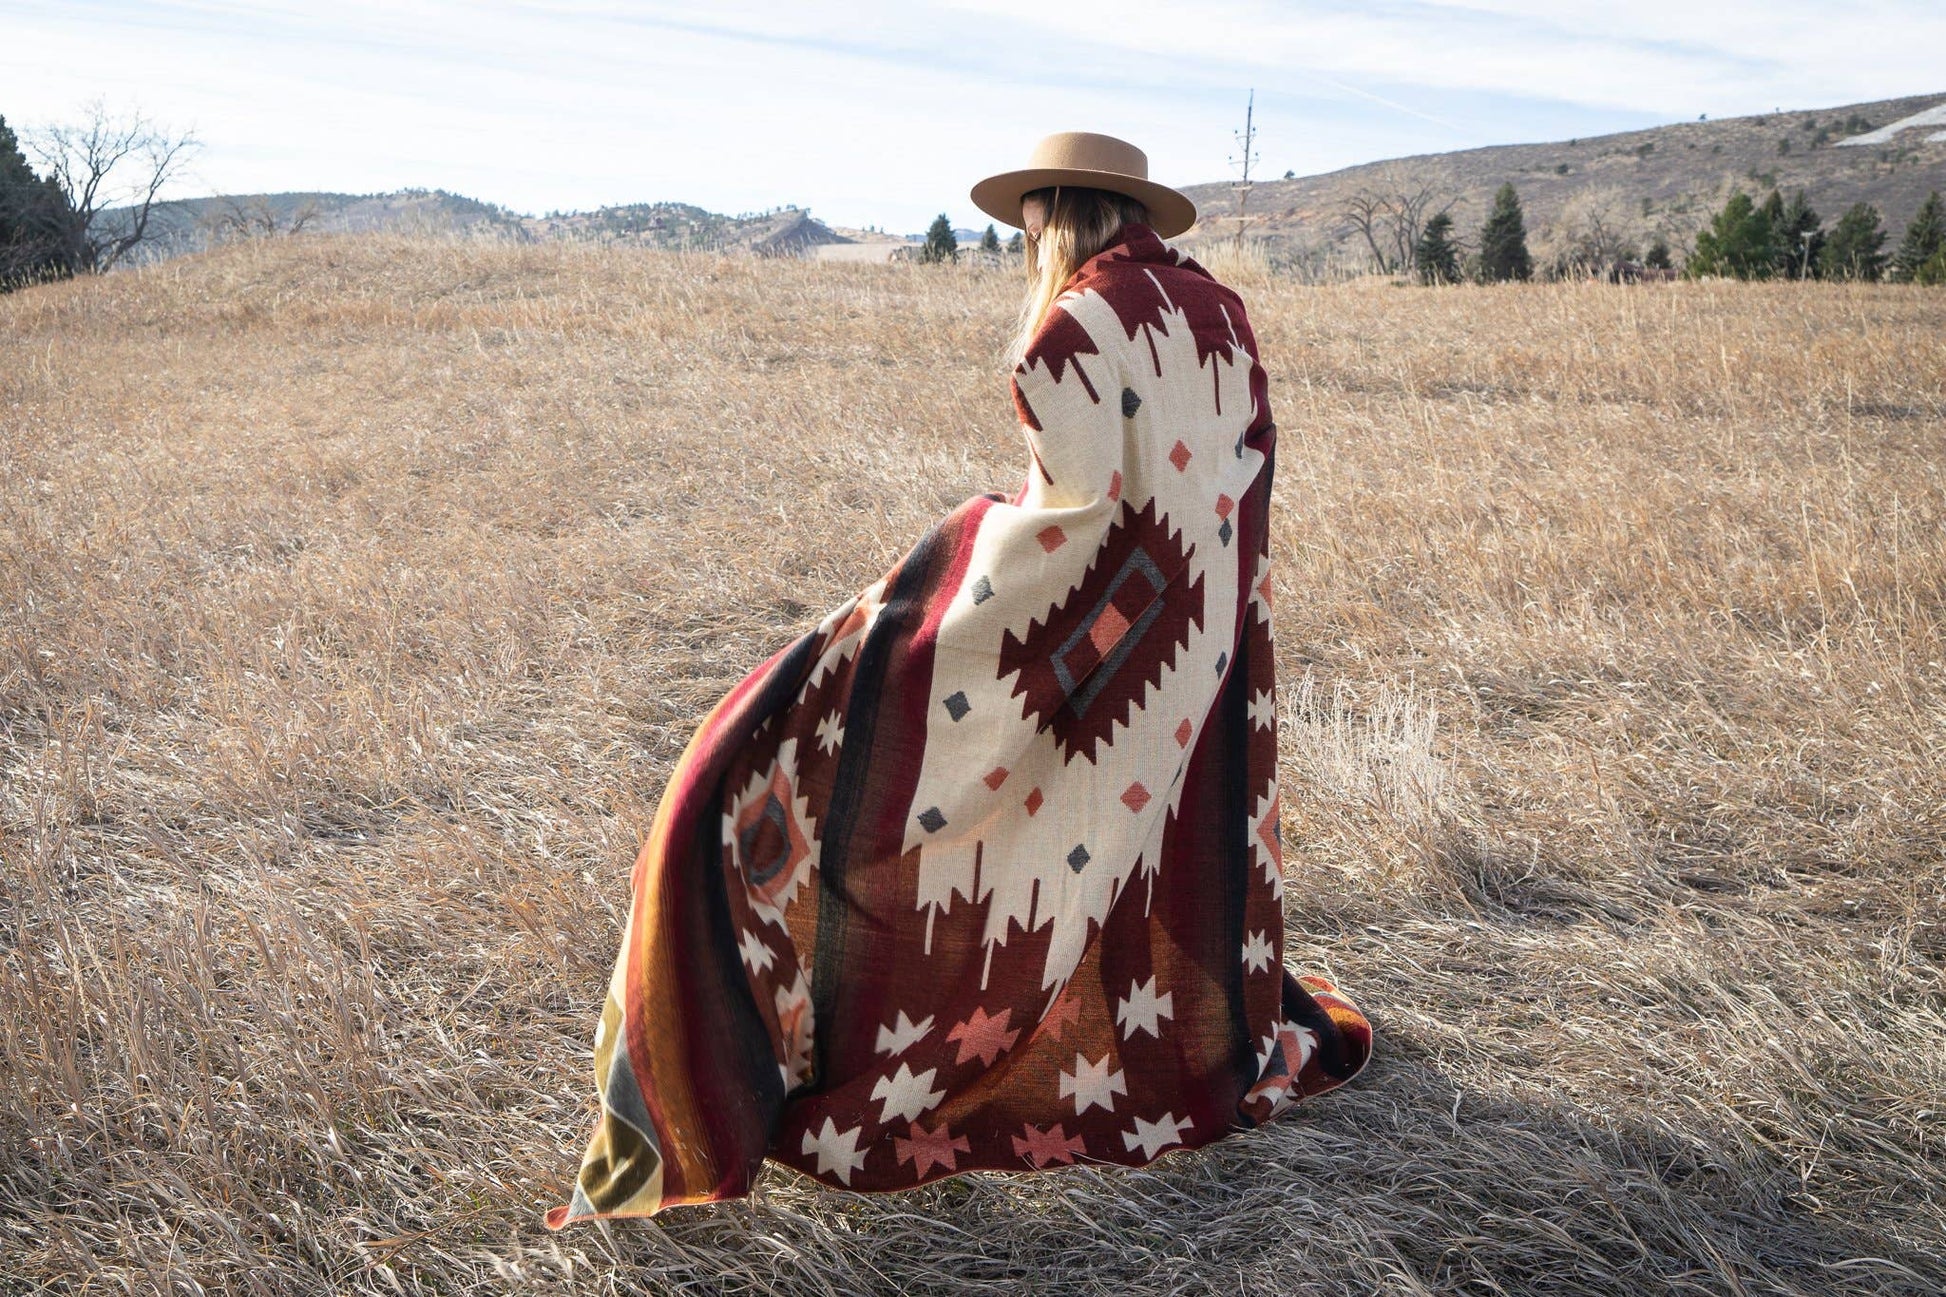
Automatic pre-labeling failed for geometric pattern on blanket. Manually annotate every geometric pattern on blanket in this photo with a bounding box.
[997,494,1205,765]
[549,224,1373,1227]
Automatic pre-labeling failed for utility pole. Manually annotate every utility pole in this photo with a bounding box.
[1230,89,1258,251]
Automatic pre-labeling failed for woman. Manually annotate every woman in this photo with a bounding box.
[549,132,1371,1225]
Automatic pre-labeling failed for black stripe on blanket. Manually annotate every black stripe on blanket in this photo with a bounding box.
[808,521,953,1089]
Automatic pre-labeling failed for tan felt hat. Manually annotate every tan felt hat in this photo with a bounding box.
[970,131,1198,240]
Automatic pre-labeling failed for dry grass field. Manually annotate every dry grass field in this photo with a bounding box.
[2,235,1944,1296]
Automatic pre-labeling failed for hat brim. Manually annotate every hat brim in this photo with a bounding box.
[969,166,1198,240]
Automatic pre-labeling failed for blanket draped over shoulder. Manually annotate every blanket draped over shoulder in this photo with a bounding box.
[549,224,1372,1225]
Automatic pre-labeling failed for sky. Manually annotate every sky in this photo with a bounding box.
[3,1,1943,235]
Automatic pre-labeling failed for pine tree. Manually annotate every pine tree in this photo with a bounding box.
[1889,191,1944,282]
[919,213,958,265]
[1006,230,1024,255]
[1917,246,1946,287]
[1477,183,1531,282]
[1773,190,1824,279]
[979,224,1000,253]
[1818,203,1887,281]
[1644,236,1673,270]
[1688,191,1776,279]
[0,114,73,290]
[1413,211,1460,284]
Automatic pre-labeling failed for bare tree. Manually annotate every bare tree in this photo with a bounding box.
[1547,186,1637,280]
[1342,169,1452,275]
[208,195,320,243]
[29,102,198,272]
[1343,190,1396,273]
[1387,189,1439,274]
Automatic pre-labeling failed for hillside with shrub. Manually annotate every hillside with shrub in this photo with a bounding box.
[1181,92,1946,276]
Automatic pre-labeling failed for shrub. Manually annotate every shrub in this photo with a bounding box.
[1414,211,1460,285]
[1477,183,1532,282]
[1688,191,1775,280]
[919,213,958,265]
[1889,192,1944,283]
[1819,203,1887,281]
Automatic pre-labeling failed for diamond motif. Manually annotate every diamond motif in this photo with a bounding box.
[1059,1052,1126,1114]
[1175,718,1193,747]
[947,1006,1021,1067]
[1012,1122,1087,1167]
[1087,603,1130,655]
[983,766,1010,791]
[1037,525,1067,553]
[1121,782,1151,812]
[1218,518,1233,546]
[917,806,947,833]
[1121,386,1142,417]
[1115,976,1174,1039]
[1107,469,1122,502]
[894,1119,970,1178]
[1041,986,1081,1039]
[1214,494,1234,519]
[729,762,814,909]
[875,1010,935,1057]
[801,1118,868,1184]
[971,574,994,604]
[1067,844,1091,872]
[1215,651,1229,676]
[1024,788,1044,816]
[871,1062,945,1124]
[942,690,970,721]
[997,498,1205,763]
[1168,440,1191,472]
[1123,1112,1191,1160]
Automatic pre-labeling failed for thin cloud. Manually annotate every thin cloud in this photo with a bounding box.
[943,0,1945,114]
[2,0,1938,232]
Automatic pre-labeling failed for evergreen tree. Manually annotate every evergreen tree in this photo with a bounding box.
[0,114,73,290]
[979,223,1000,253]
[1889,191,1944,282]
[919,213,958,265]
[1917,246,1946,287]
[1818,203,1887,281]
[1476,183,1532,282]
[1644,236,1673,270]
[1772,190,1824,279]
[1006,230,1024,255]
[1688,190,1776,279]
[1413,211,1460,284]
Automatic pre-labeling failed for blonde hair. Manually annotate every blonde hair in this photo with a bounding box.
[1009,185,1149,367]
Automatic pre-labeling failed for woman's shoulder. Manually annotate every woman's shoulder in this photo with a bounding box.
[1064,237,1253,353]
[1076,229,1247,309]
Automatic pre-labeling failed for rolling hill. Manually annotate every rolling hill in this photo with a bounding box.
[129,191,852,262]
[1178,91,1946,274]
[116,91,1944,275]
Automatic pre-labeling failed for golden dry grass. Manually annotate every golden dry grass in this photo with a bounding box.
[2,235,1943,1295]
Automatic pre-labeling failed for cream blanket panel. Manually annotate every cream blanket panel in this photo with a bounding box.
[904,284,1264,993]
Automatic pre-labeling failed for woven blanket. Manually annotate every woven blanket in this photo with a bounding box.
[550,224,1372,1225]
